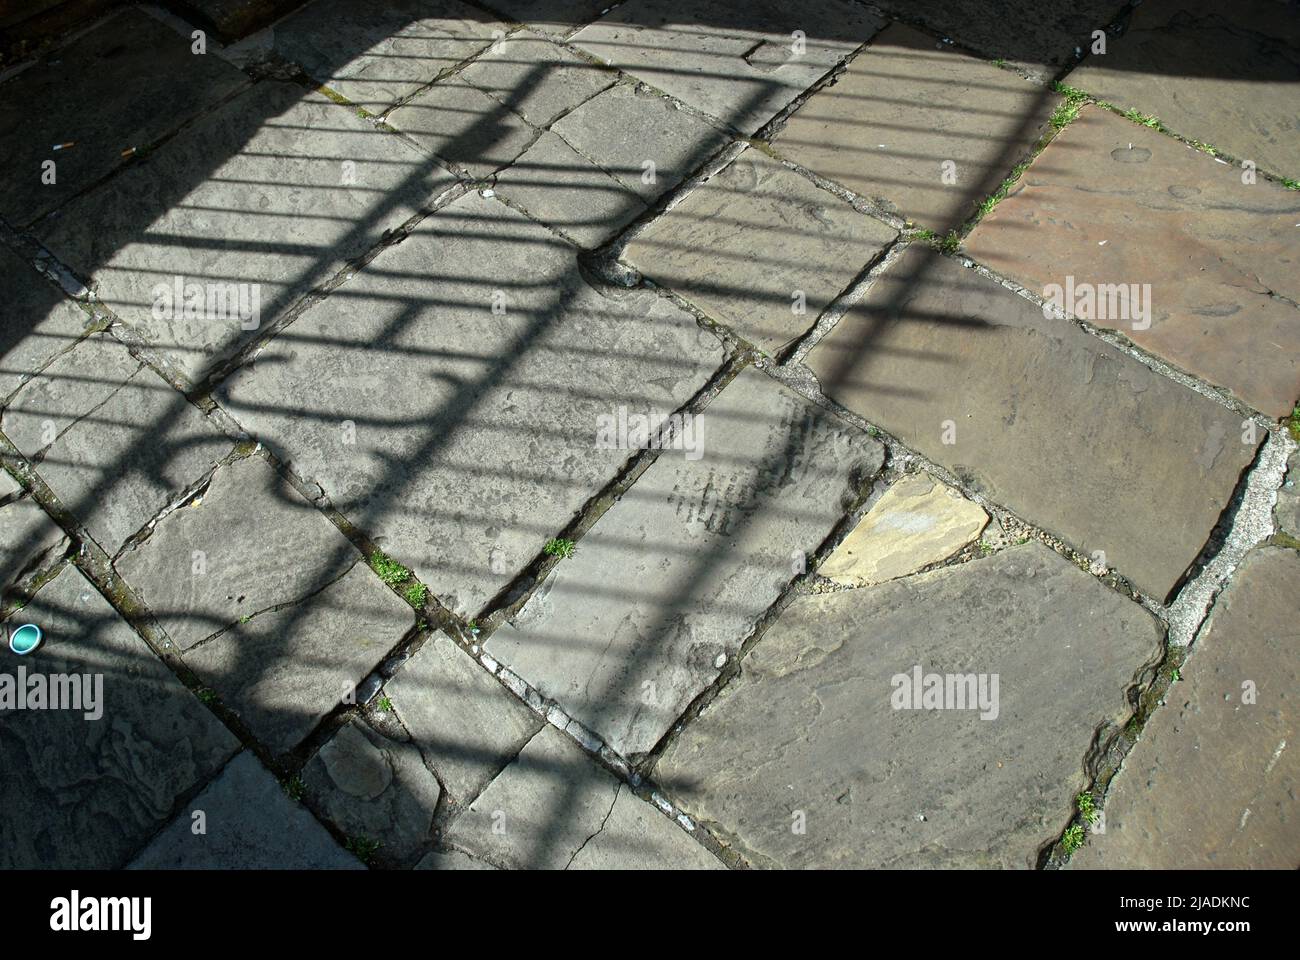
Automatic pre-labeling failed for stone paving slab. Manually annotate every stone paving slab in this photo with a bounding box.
[657,542,1164,868]
[550,82,732,205]
[128,752,363,869]
[303,719,442,864]
[820,472,987,587]
[0,563,239,869]
[458,34,613,128]
[0,489,67,593]
[487,365,885,757]
[218,192,725,618]
[37,81,456,384]
[624,148,896,355]
[493,129,648,247]
[1062,0,1300,179]
[170,0,306,42]
[386,632,541,804]
[806,246,1259,602]
[964,106,1300,419]
[1072,545,1300,869]
[771,24,1056,231]
[572,0,886,135]
[0,8,249,226]
[273,0,501,112]
[444,725,721,868]
[116,456,413,753]
[0,246,94,401]
[2,334,232,554]
[483,0,610,37]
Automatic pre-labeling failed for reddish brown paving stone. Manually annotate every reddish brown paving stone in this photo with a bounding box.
[964,106,1300,418]
[772,23,1057,232]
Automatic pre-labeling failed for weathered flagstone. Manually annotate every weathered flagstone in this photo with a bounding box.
[459,34,612,127]
[115,456,413,753]
[820,472,987,586]
[415,847,497,869]
[806,245,1259,602]
[37,81,456,384]
[444,725,721,868]
[303,719,442,864]
[218,192,725,618]
[1072,546,1300,869]
[0,490,66,593]
[386,633,541,803]
[551,82,732,205]
[964,106,1300,418]
[493,130,648,247]
[1062,0,1300,178]
[571,0,885,134]
[657,542,1164,869]
[624,149,896,355]
[0,8,249,226]
[484,0,610,37]
[487,366,884,757]
[0,563,239,869]
[0,246,94,400]
[127,752,363,869]
[771,24,1056,231]
[2,334,232,554]
[273,0,501,112]
[1276,447,1300,538]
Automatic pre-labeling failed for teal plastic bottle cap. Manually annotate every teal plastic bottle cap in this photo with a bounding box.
[8,623,42,655]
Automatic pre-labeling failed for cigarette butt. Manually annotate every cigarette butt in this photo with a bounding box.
[121,147,136,158]
[52,141,75,151]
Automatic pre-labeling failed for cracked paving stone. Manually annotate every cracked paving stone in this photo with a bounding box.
[624,148,896,356]
[115,456,414,754]
[385,632,540,804]
[0,7,249,227]
[571,0,886,135]
[127,752,363,869]
[444,725,722,869]
[217,192,725,619]
[0,563,239,868]
[805,245,1259,602]
[36,81,457,385]
[487,365,885,757]
[771,23,1056,232]
[964,106,1300,419]
[1062,0,1300,179]
[273,0,502,113]
[1,334,232,554]
[1275,447,1300,539]
[0,246,95,401]
[303,719,442,865]
[0,487,67,594]
[820,472,987,587]
[550,82,733,206]
[657,542,1164,869]
[458,34,613,128]
[1071,545,1300,869]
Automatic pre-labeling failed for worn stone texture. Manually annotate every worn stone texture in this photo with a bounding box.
[445,725,719,868]
[1276,447,1300,538]
[459,34,612,127]
[551,83,732,205]
[415,847,497,869]
[572,0,886,134]
[2,334,231,554]
[658,542,1164,868]
[1072,546,1300,869]
[0,493,66,593]
[820,472,987,586]
[274,0,501,112]
[0,246,94,400]
[0,8,249,226]
[0,564,239,869]
[386,632,541,804]
[487,366,884,757]
[127,752,363,869]
[37,82,456,384]
[806,246,1259,602]
[1062,0,1300,178]
[218,192,725,618]
[493,130,648,248]
[772,24,1056,231]
[303,720,442,864]
[964,106,1300,419]
[483,0,609,36]
[170,0,306,42]
[625,149,896,355]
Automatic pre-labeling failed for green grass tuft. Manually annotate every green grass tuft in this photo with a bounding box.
[1061,824,1086,854]
[403,581,428,608]
[544,537,577,560]
[1076,792,1099,825]
[1122,107,1162,129]
[369,550,412,586]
